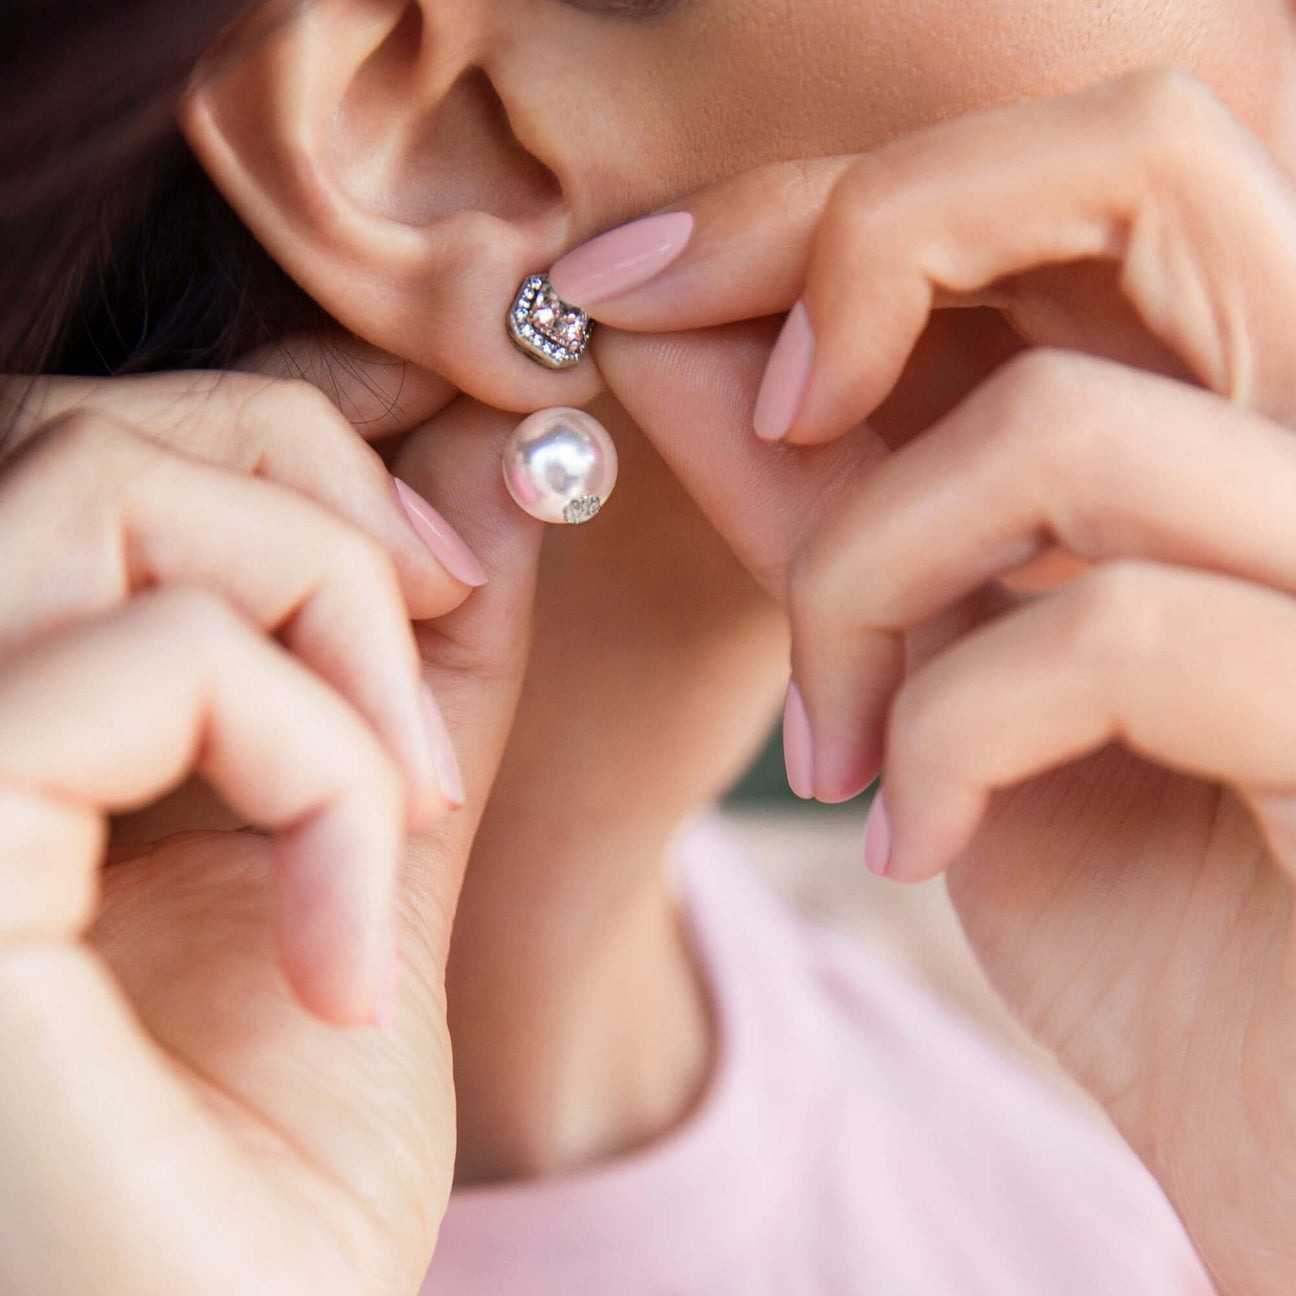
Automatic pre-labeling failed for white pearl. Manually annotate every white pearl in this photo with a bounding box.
[501,407,618,525]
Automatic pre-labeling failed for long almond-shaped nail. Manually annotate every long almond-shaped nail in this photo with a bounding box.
[783,679,816,800]
[864,787,892,878]
[549,211,694,307]
[420,680,466,809]
[394,477,488,588]
[810,732,884,806]
[754,300,815,442]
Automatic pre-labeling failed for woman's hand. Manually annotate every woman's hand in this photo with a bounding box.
[586,69,1296,1294]
[0,368,542,1294]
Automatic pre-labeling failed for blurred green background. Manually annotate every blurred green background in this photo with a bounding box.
[725,718,878,808]
[726,721,793,804]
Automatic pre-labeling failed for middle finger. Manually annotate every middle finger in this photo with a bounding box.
[555,70,1296,440]
[0,415,460,826]
[789,349,1296,803]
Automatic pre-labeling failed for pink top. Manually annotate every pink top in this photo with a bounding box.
[423,815,1216,1295]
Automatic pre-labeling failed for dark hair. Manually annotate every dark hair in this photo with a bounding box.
[0,0,326,378]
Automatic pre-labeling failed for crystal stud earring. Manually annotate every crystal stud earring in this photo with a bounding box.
[501,406,618,525]
[507,274,593,369]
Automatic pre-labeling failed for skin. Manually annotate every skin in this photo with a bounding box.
[180,0,1296,1158]
[5,0,1290,1285]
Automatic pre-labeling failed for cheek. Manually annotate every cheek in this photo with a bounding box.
[670,0,1295,174]
[1215,13,1296,173]
[897,0,1294,139]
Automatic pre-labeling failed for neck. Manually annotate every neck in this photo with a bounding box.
[447,396,787,1184]
[447,850,715,1186]
[443,308,1021,1185]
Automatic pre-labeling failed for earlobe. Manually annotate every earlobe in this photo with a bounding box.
[179,0,602,411]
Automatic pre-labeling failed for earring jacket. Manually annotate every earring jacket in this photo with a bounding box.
[506,274,593,370]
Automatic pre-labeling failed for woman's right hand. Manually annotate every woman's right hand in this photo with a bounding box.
[0,369,544,1293]
[588,69,1296,1291]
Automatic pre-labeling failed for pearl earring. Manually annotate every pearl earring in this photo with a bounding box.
[507,274,593,369]
[501,407,618,525]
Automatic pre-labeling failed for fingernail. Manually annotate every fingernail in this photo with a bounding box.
[754,300,815,442]
[420,680,466,809]
[864,787,892,878]
[373,940,400,1029]
[548,211,694,307]
[810,734,881,806]
[783,679,816,800]
[394,477,488,588]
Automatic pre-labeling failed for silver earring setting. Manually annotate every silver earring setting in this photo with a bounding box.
[507,274,593,369]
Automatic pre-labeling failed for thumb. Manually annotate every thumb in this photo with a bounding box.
[595,319,1092,599]
[386,396,544,939]
[593,319,888,596]
[242,335,545,933]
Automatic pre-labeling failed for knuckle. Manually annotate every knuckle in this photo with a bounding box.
[986,352,1139,555]
[983,348,1086,421]
[22,409,143,478]
[1115,66,1228,160]
[144,583,246,647]
[821,158,899,256]
[888,666,948,771]
[756,155,838,231]
[0,791,102,940]
[250,377,341,426]
[1063,560,1165,675]
[1053,435,1142,561]
[972,349,1085,461]
[330,524,404,599]
[238,377,356,464]
[787,534,852,638]
[12,412,176,529]
[1123,65,1217,120]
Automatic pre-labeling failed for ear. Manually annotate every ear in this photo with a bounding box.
[179,0,603,412]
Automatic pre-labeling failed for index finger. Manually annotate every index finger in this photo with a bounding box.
[1,362,485,620]
[553,69,1296,440]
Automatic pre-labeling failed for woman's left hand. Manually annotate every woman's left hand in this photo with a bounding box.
[584,68,1296,1295]
[0,356,542,1294]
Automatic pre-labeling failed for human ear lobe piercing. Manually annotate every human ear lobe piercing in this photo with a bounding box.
[502,407,617,525]
[507,274,593,369]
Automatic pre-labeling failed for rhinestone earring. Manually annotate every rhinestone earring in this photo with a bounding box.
[507,274,593,369]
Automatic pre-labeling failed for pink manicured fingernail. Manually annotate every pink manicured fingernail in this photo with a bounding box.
[548,211,695,307]
[863,788,892,878]
[811,734,882,806]
[420,680,466,809]
[394,477,488,588]
[754,300,815,442]
[783,679,816,800]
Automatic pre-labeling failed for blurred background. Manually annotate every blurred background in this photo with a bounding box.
[723,720,1109,1126]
